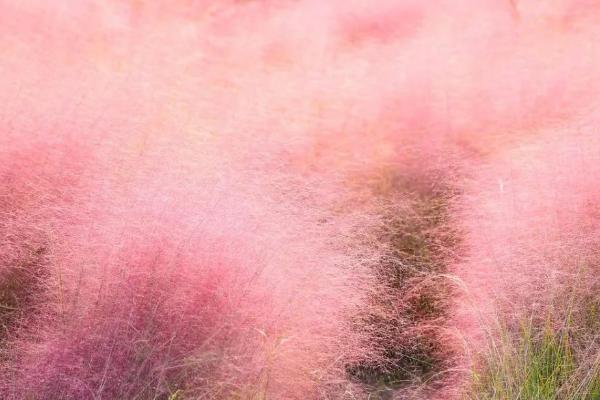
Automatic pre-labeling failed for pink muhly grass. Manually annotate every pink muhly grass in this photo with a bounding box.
[456,130,600,328]
[0,133,378,399]
[8,1,600,399]
[0,137,90,344]
[453,127,600,397]
[10,239,259,399]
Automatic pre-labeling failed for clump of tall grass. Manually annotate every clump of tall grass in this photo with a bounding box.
[467,291,600,400]
[456,131,600,399]
[457,134,600,398]
[9,239,260,400]
[0,139,88,351]
[0,135,379,399]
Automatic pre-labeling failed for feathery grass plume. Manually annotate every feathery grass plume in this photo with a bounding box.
[0,129,380,399]
[4,1,600,399]
[457,129,600,398]
[0,137,96,398]
[11,237,262,399]
[0,137,89,345]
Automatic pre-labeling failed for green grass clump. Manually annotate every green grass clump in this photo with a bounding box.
[468,313,600,400]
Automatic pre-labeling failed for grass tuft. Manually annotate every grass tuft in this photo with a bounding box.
[467,293,600,400]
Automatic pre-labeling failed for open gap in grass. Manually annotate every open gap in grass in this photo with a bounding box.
[0,236,50,351]
[346,166,461,396]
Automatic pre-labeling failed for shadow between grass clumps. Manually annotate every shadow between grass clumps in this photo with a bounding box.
[0,244,49,347]
[346,167,460,396]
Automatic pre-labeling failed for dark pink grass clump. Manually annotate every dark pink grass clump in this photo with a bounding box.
[0,133,376,399]
[9,237,260,399]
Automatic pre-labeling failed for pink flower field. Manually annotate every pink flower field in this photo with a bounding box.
[1,1,600,399]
